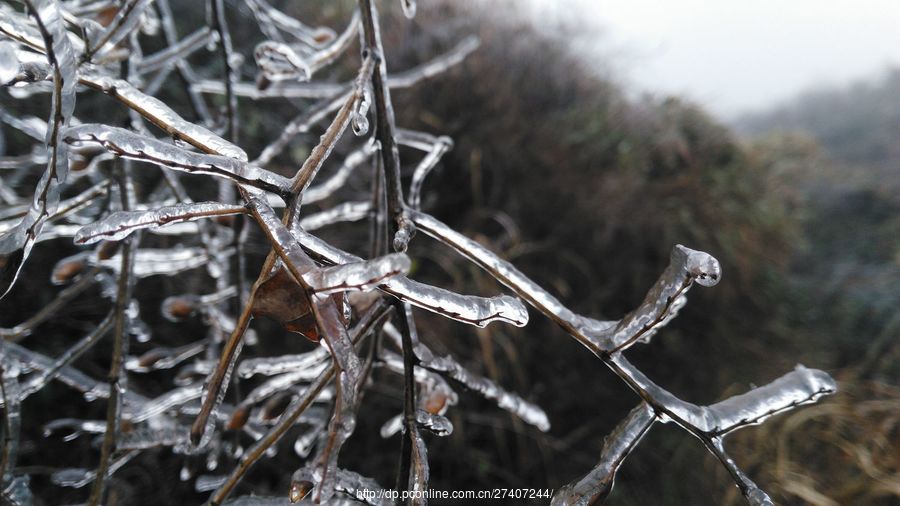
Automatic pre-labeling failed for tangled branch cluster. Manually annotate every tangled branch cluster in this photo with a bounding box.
[0,1,836,504]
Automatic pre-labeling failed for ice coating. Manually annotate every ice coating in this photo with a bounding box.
[0,41,17,84]
[126,384,204,423]
[415,410,452,437]
[254,41,312,82]
[604,244,721,351]
[382,326,550,431]
[64,124,287,195]
[19,314,114,397]
[254,12,358,83]
[705,365,837,435]
[610,354,837,436]
[239,368,328,407]
[290,466,388,506]
[238,348,329,378]
[125,341,205,372]
[411,210,584,331]
[0,0,76,299]
[85,0,155,58]
[304,141,376,203]
[137,27,214,74]
[291,225,529,327]
[305,253,410,294]
[299,201,371,231]
[78,75,248,161]
[50,451,137,489]
[244,0,336,49]
[99,247,225,278]
[0,2,839,504]
[408,135,452,210]
[75,202,247,244]
[551,403,656,506]
[254,92,350,166]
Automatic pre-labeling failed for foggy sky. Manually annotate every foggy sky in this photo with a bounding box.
[531,0,900,119]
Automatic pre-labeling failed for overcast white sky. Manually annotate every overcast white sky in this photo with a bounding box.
[530,0,900,119]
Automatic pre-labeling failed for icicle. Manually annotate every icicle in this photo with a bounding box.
[351,87,371,136]
[75,202,246,244]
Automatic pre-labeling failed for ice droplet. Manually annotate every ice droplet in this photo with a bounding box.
[401,0,417,19]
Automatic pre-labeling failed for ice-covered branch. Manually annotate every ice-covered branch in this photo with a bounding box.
[552,403,656,505]
[64,124,290,196]
[605,244,720,353]
[291,225,529,327]
[0,0,76,298]
[74,202,248,244]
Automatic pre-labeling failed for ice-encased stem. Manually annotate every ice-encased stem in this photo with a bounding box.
[88,163,137,505]
[358,0,414,252]
[0,0,76,299]
[383,324,550,431]
[305,253,410,294]
[63,124,290,196]
[246,197,362,503]
[78,75,248,161]
[74,202,247,244]
[209,304,392,505]
[19,313,114,397]
[300,201,371,231]
[605,244,721,352]
[551,403,655,506]
[292,226,529,327]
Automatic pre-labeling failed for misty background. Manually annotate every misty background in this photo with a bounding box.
[532,0,900,118]
[0,1,896,504]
